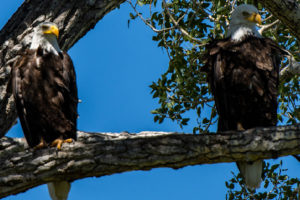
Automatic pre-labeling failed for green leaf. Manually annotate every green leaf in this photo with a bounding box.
[151,110,160,114]
[181,118,189,125]
[154,115,159,122]
[129,12,136,19]
[137,0,144,6]
[267,193,277,199]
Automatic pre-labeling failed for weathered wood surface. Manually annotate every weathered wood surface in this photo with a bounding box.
[1,125,300,198]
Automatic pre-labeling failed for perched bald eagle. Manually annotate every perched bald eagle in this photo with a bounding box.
[12,22,78,149]
[204,4,283,189]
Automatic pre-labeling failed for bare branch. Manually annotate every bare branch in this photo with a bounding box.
[258,19,280,34]
[127,0,174,33]
[1,125,300,198]
[262,14,273,22]
[203,105,216,132]
[230,0,237,14]
[162,0,202,44]
[280,56,300,79]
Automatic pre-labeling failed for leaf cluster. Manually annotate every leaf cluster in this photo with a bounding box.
[226,161,300,200]
[127,0,300,197]
[128,0,300,133]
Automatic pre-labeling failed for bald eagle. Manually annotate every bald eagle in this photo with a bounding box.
[204,4,283,189]
[12,22,78,149]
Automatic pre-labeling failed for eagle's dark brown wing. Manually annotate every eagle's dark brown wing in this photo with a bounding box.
[204,36,281,132]
[203,36,283,189]
[12,48,78,148]
[61,51,78,139]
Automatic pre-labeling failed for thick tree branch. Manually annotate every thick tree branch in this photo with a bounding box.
[1,125,300,198]
[0,0,125,137]
[259,0,300,40]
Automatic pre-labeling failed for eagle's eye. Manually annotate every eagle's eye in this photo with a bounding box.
[41,25,49,30]
[242,11,250,17]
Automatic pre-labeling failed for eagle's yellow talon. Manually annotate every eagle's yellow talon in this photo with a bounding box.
[34,138,47,150]
[64,138,74,143]
[51,138,73,150]
[51,138,63,150]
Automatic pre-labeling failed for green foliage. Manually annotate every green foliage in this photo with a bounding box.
[225,161,300,199]
[127,0,300,198]
[128,0,299,133]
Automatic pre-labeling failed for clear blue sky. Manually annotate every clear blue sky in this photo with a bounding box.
[1,1,299,199]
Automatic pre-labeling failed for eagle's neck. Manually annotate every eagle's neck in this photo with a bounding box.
[227,23,261,41]
[30,33,61,55]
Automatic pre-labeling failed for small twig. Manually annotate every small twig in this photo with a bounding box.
[262,14,273,22]
[204,102,214,108]
[197,5,217,22]
[231,171,253,197]
[280,55,300,79]
[162,12,172,60]
[258,19,280,34]
[134,0,138,8]
[203,105,216,132]
[127,0,174,33]
[162,0,202,44]
[178,97,214,106]
[208,14,218,22]
[178,11,187,22]
[266,181,277,198]
[289,95,297,110]
[230,0,237,14]
[149,0,152,17]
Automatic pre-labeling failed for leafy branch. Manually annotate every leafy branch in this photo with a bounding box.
[226,161,300,200]
[128,0,300,133]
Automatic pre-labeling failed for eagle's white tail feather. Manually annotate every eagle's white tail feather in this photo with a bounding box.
[237,160,262,189]
[47,181,71,200]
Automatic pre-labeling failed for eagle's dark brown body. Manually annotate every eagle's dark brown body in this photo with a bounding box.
[12,48,78,148]
[204,36,281,132]
[203,35,283,188]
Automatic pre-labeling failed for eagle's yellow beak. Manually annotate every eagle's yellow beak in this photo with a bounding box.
[247,12,262,25]
[43,25,59,38]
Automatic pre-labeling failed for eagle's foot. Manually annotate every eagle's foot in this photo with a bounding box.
[34,138,47,150]
[64,138,74,143]
[237,122,245,131]
[51,138,74,150]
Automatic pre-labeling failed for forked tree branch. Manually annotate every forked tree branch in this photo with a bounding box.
[1,125,300,198]
[258,19,280,35]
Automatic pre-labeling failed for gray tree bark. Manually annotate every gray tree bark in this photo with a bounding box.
[258,0,300,41]
[1,125,300,198]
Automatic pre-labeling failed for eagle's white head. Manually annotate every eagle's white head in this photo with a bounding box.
[30,22,61,55]
[226,4,262,41]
